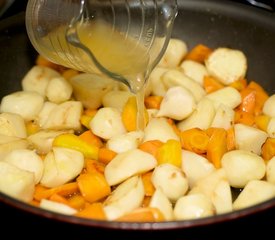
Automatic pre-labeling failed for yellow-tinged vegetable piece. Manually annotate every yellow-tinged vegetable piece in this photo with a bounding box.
[80,115,93,129]
[156,139,182,167]
[207,128,228,169]
[255,115,271,132]
[262,138,275,161]
[75,202,106,220]
[122,96,148,131]
[77,172,111,203]
[53,133,99,159]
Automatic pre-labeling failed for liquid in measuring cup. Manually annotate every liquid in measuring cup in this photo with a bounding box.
[40,20,150,130]
[77,20,151,130]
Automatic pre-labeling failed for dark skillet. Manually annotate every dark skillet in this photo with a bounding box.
[0,0,275,238]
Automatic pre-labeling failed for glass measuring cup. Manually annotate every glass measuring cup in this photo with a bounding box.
[25,0,178,93]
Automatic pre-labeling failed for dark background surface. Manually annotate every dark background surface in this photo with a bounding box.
[0,0,275,239]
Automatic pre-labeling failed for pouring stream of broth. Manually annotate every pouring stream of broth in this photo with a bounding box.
[33,0,178,130]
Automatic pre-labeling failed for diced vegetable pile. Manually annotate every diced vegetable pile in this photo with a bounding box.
[0,39,275,222]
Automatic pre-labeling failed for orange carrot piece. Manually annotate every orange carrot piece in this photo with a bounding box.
[116,207,165,222]
[77,172,111,203]
[229,78,247,91]
[75,202,106,220]
[142,196,152,208]
[138,140,163,158]
[247,81,269,115]
[141,172,155,197]
[234,109,255,126]
[207,128,228,169]
[239,87,256,113]
[180,128,210,154]
[98,148,117,164]
[84,109,98,117]
[54,182,79,197]
[33,185,56,201]
[203,76,224,93]
[67,194,86,211]
[185,44,213,63]
[205,127,215,137]
[85,159,105,174]
[49,193,71,205]
[144,96,163,109]
[226,127,235,151]
[34,182,80,202]
[79,130,103,148]
[29,200,40,207]
[262,138,275,161]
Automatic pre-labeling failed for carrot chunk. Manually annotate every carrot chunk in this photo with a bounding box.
[262,138,275,161]
[207,128,228,169]
[144,96,163,109]
[180,128,210,154]
[98,148,117,164]
[185,44,213,63]
[203,76,224,93]
[75,202,106,220]
[77,172,111,203]
[138,140,163,158]
[116,207,165,222]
